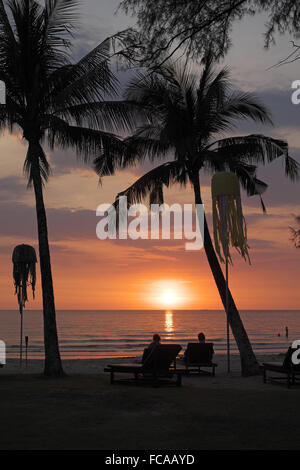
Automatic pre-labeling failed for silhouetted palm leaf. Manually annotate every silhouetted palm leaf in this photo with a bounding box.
[116,160,188,206]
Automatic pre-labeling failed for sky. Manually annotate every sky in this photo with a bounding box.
[0,0,300,310]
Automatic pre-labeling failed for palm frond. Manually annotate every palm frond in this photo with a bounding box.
[0,0,17,47]
[115,160,188,207]
[24,141,51,187]
[125,125,171,160]
[198,52,229,100]
[44,0,79,37]
[125,68,180,113]
[52,37,117,108]
[94,122,172,179]
[215,135,288,165]
[285,154,300,182]
[41,0,79,67]
[215,134,299,182]
[94,120,170,178]
[228,161,268,212]
[201,148,268,210]
[47,116,126,163]
[199,67,230,107]
[0,99,22,129]
[56,100,142,133]
[219,92,273,126]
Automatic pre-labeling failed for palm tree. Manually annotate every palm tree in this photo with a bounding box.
[0,0,135,376]
[94,58,299,376]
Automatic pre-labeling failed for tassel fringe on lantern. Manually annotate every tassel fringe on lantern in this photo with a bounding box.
[212,172,250,264]
[12,244,37,309]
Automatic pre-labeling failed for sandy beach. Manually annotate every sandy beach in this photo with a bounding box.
[1,352,288,390]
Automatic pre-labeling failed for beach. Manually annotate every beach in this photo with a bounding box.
[1,352,300,450]
[0,352,288,388]
[2,316,299,450]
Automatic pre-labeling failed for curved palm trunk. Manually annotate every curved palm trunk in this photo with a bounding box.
[29,142,64,377]
[192,174,260,376]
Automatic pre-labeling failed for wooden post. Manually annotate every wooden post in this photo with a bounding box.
[19,297,23,367]
[25,336,29,368]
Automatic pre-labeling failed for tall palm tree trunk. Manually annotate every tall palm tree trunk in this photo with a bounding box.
[192,173,260,376]
[29,142,64,377]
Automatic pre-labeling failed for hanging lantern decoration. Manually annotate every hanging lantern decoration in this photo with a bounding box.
[12,244,37,367]
[211,171,250,264]
[12,244,37,309]
[211,171,251,374]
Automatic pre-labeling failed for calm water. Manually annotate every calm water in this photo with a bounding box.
[0,310,299,359]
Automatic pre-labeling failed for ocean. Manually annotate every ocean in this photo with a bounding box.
[0,309,299,359]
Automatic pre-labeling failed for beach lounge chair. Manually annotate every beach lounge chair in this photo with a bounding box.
[104,344,183,386]
[262,347,300,388]
[180,343,217,376]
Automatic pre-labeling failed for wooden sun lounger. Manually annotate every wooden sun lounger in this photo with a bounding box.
[262,346,300,388]
[177,343,217,376]
[262,362,300,388]
[104,344,183,386]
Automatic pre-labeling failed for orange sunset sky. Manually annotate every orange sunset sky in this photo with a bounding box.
[0,1,300,310]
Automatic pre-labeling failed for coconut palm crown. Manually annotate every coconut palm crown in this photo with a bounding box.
[94,56,299,375]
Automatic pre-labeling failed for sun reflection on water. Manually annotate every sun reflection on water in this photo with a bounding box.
[164,310,174,334]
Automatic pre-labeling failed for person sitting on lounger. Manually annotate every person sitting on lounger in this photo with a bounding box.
[198,332,205,343]
[148,333,161,352]
[183,332,214,361]
[197,332,214,354]
[140,334,161,364]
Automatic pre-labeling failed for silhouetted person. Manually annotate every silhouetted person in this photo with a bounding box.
[286,326,289,338]
[183,331,214,362]
[197,332,214,354]
[141,333,161,364]
[148,333,161,352]
[198,332,206,343]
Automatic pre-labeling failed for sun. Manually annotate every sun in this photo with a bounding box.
[162,289,179,307]
[147,280,190,308]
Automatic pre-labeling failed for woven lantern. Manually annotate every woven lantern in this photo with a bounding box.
[12,244,37,366]
[211,171,250,264]
[12,244,37,309]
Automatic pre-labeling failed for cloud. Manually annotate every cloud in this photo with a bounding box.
[227,88,300,137]
[0,202,95,241]
[0,176,28,201]
[47,147,89,175]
